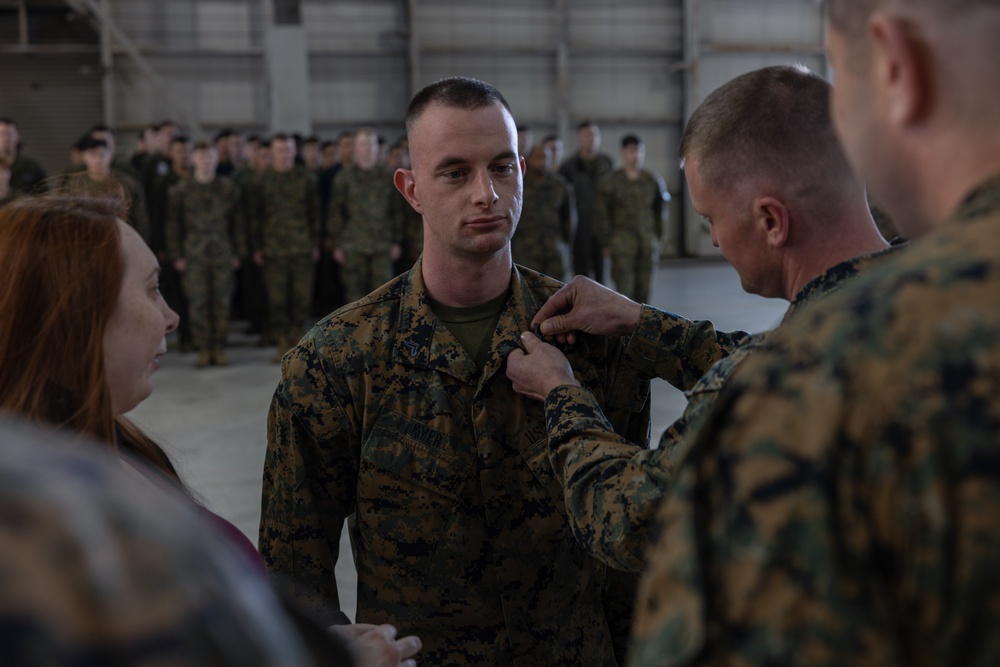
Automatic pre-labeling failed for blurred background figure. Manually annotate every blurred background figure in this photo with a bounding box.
[560,120,613,283]
[0,417,355,667]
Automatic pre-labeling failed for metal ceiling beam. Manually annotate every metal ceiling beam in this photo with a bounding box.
[63,0,202,133]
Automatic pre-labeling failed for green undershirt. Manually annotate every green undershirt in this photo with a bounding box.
[429,289,510,374]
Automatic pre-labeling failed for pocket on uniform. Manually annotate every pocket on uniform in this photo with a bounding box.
[356,409,471,575]
[517,417,568,517]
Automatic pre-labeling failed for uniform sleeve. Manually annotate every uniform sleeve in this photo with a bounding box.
[625,305,751,390]
[544,384,674,572]
[259,333,359,622]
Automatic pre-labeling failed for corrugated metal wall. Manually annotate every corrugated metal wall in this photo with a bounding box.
[0,0,826,256]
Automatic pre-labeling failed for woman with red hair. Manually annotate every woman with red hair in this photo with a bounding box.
[0,193,421,667]
[0,194,180,477]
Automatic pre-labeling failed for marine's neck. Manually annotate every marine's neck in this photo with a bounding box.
[421,246,513,308]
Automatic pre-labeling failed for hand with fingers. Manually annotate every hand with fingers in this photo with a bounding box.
[531,275,643,346]
[330,623,422,667]
[506,331,581,401]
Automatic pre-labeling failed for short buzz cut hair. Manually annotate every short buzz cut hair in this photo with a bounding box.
[404,76,512,137]
[679,65,856,202]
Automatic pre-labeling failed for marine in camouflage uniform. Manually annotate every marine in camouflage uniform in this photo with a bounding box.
[594,136,668,304]
[535,246,898,573]
[328,137,403,304]
[631,177,1000,667]
[560,122,613,282]
[166,152,244,366]
[260,259,650,666]
[251,135,319,356]
[512,143,576,280]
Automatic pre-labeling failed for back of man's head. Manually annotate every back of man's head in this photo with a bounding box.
[680,65,858,215]
[405,76,512,137]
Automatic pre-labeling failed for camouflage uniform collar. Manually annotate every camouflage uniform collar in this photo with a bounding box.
[952,173,1000,224]
[394,257,537,388]
[784,245,902,322]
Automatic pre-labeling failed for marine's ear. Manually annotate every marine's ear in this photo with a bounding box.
[753,195,790,249]
[394,168,422,214]
[869,13,930,128]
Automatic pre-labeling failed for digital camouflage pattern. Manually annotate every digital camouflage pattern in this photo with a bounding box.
[328,164,402,254]
[0,419,343,667]
[630,176,1000,666]
[512,169,576,279]
[166,176,244,351]
[252,167,319,342]
[328,164,404,302]
[560,152,613,278]
[251,166,319,260]
[594,168,668,304]
[260,259,651,666]
[542,246,901,573]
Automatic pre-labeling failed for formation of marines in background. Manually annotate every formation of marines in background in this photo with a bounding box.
[0,114,670,368]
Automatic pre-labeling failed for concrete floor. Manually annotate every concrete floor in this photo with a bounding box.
[128,258,787,621]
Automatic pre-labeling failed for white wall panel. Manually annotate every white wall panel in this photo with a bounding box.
[116,56,265,132]
[418,5,557,51]
[570,4,683,50]
[309,55,410,127]
[302,1,403,52]
[196,2,253,51]
[699,0,822,47]
[568,56,681,124]
[199,81,257,126]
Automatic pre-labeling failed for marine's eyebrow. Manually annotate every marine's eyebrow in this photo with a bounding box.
[433,157,468,172]
[432,151,518,172]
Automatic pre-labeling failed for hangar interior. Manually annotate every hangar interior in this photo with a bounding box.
[1,0,825,257]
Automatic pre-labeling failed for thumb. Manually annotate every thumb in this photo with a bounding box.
[519,330,542,352]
